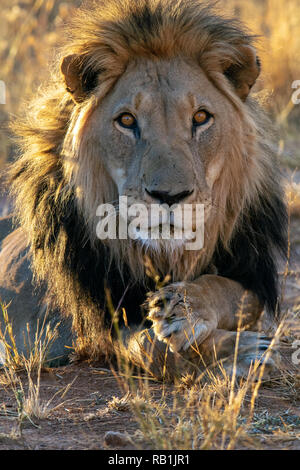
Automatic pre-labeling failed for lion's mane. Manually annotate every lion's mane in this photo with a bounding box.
[9,0,287,355]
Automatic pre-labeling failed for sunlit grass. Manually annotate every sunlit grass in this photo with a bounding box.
[0,302,75,433]
[112,317,296,450]
[221,0,300,123]
[0,302,60,372]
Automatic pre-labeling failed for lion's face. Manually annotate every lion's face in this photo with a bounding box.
[77,57,241,247]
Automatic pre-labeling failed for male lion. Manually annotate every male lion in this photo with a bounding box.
[0,0,287,378]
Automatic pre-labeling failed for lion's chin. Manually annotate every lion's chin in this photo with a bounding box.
[132,227,203,254]
[136,238,187,256]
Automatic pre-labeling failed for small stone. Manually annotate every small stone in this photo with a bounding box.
[104,431,131,447]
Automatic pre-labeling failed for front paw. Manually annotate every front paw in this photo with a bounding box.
[146,283,212,353]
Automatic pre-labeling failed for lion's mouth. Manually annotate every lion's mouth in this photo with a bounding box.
[96,197,205,250]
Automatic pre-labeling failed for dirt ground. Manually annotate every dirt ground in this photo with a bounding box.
[0,358,299,451]
[0,362,142,450]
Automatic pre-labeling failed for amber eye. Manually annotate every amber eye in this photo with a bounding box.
[193,110,211,126]
[117,113,137,129]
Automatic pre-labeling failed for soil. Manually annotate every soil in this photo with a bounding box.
[0,362,142,450]
[0,358,299,451]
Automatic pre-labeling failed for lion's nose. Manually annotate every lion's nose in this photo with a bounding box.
[145,189,194,206]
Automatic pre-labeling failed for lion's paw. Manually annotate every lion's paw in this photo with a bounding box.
[146,283,213,353]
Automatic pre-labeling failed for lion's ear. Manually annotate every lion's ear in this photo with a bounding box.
[60,54,99,103]
[223,45,260,101]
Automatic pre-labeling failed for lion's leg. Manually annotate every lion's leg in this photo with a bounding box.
[147,275,263,350]
[121,327,198,381]
[146,275,278,377]
[187,329,279,378]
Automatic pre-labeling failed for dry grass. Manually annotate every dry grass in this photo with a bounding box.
[0,303,60,372]
[0,0,81,167]
[0,295,299,449]
[0,302,75,433]
[112,318,299,450]
[222,0,300,124]
[1,352,74,427]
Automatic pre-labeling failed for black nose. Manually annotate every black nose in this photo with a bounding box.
[145,189,194,205]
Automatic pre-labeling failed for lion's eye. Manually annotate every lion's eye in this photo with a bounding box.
[193,110,211,126]
[117,113,137,129]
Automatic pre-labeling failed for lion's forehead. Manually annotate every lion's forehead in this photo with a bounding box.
[105,58,219,117]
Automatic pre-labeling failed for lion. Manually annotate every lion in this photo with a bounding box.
[0,0,287,378]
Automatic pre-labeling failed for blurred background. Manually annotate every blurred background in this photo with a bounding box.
[0,0,299,191]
